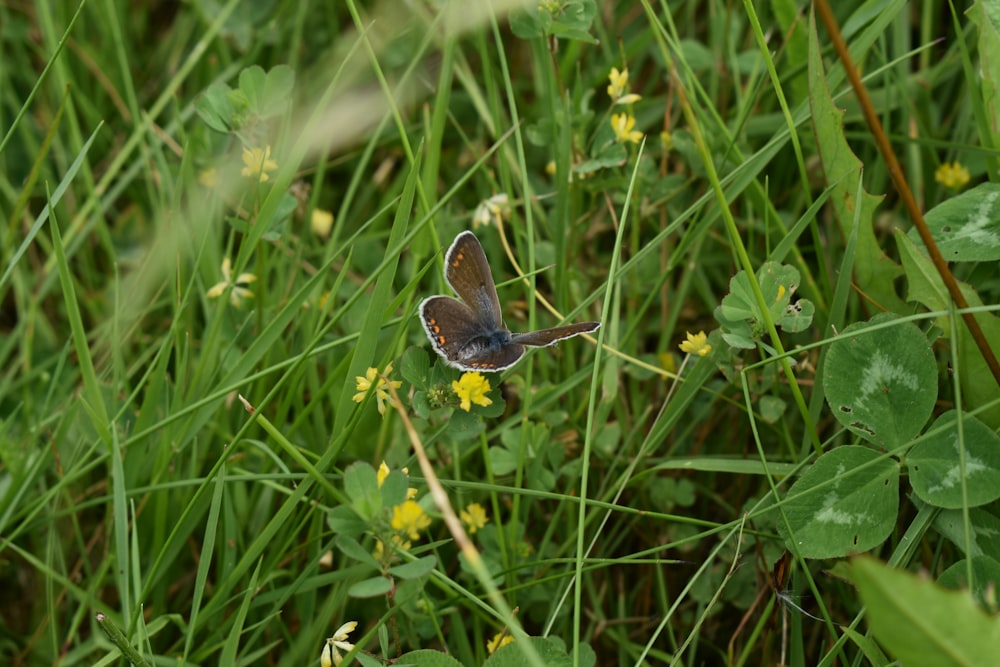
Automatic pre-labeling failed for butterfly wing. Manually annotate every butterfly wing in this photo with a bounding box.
[420,295,526,371]
[442,231,504,330]
[509,321,601,348]
[420,296,487,364]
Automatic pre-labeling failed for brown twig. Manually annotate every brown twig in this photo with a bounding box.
[814,0,1000,388]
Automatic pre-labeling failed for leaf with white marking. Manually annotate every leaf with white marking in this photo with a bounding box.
[908,183,1000,261]
[777,446,899,559]
[824,314,937,449]
[909,410,1000,508]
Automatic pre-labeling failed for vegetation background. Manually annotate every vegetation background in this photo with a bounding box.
[2,0,999,665]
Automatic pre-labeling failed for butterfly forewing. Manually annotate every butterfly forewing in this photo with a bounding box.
[509,321,601,348]
[443,231,504,329]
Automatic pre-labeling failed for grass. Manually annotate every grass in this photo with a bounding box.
[2,0,999,665]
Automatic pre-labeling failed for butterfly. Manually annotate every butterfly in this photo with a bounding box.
[419,231,600,372]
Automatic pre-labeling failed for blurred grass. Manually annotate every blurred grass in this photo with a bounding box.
[0,1,994,666]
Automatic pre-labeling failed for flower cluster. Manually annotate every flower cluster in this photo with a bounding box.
[241,145,278,182]
[373,462,432,559]
[320,621,357,666]
[935,161,970,190]
[353,363,403,416]
[206,258,257,308]
[608,67,643,145]
[679,330,712,357]
[452,372,493,412]
[472,193,510,228]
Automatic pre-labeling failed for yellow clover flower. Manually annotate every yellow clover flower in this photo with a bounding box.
[391,500,432,541]
[607,67,641,105]
[373,534,412,561]
[611,113,643,144]
[352,363,402,416]
[679,331,712,357]
[311,208,334,238]
[934,161,970,190]
[198,167,218,187]
[206,258,257,308]
[487,631,514,654]
[460,502,489,535]
[452,372,493,412]
[660,130,673,151]
[320,621,357,666]
[241,145,278,182]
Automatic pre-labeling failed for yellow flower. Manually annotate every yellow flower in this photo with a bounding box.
[611,113,643,144]
[311,208,334,238]
[487,631,514,654]
[452,372,493,412]
[320,621,357,666]
[241,145,278,182]
[377,461,416,498]
[352,363,402,416]
[206,258,257,308]
[198,167,218,187]
[373,534,412,560]
[377,461,391,486]
[935,161,970,190]
[678,331,712,357]
[657,351,677,374]
[460,502,488,535]
[607,67,641,105]
[545,160,557,175]
[391,500,432,541]
[660,130,673,151]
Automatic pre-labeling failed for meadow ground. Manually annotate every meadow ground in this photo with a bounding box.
[2,1,1000,665]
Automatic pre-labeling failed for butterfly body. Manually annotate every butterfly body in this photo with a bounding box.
[419,231,600,372]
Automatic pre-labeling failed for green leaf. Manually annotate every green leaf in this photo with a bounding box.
[400,346,431,390]
[848,556,1000,666]
[259,65,295,118]
[388,554,437,580]
[824,314,937,448]
[488,446,519,476]
[344,462,381,520]
[938,555,1000,607]
[335,534,379,568]
[484,636,592,667]
[807,14,904,313]
[908,184,1000,261]
[717,261,814,342]
[896,229,948,313]
[379,470,409,509]
[509,7,544,39]
[194,82,237,133]
[348,575,393,598]
[238,65,267,110]
[509,0,597,43]
[909,410,1000,508]
[969,0,1000,146]
[394,649,466,667]
[260,192,298,242]
[327,505,367,538]
[758,395,788,424]
[777,446,899,559]
[575,142,627,174]
[934,507,1000,559]
[896,230,1000,429]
